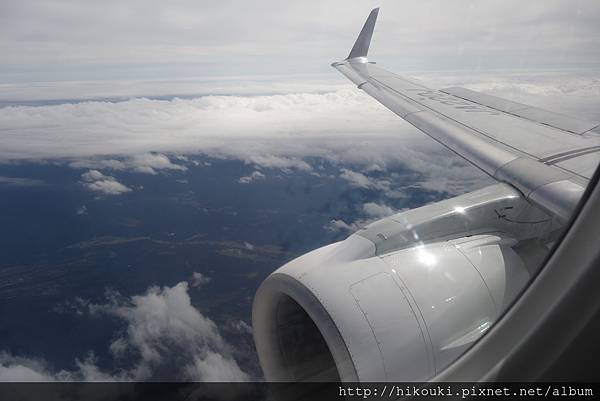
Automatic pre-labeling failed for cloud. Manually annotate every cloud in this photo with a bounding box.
[326,216,380,234]
[190,272,211,288]
[183,353,247,383]
[327,219,360,233]
[1,72,597,199]
[0,0,599,83]
[339,168,372,189]
[96,282,247,381]
[81,170,132,195]
[328,202,407,234]
[0,176,44,187]
[362,202,397,218]
[0,86,488,195]
[0,282,248,382]
[0,89,404,161]
[0,78,347,105]
[238,171,265,184]
[70,153,186,175]
[338,168,411,198]
[245,155,312,172]
[227,320,253,335]
[0,353,54,382]
[129,153,186,174]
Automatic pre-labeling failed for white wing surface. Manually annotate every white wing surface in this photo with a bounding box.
[332,8,600,222]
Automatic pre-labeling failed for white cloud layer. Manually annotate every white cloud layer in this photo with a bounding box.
[0,282,248,382]
[2,71,598,197]
[0,78,346,103]
[0,88,404,161]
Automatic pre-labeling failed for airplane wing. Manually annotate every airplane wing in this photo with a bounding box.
[332,8,600,222]
[252,9,600,384]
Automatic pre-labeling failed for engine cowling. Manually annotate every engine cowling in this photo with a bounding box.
[253,233,528,382]
[253,184,553,382]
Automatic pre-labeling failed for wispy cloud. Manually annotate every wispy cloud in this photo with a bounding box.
[190,272,211,288]
[327,219,361,233]
[238,171,265,184]
[76,205,88,215]
[0,176,44,187]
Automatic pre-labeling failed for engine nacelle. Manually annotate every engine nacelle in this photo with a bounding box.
[253,234,529,382]
[253,184,553,382]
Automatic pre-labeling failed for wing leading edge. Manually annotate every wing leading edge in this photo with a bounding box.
[332,9,600,223]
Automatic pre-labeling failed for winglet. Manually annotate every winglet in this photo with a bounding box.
[347,8,379,60]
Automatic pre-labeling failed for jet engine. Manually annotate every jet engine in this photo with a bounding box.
[252,183,558,381]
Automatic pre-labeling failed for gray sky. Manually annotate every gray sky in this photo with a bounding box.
[1,0,600,83]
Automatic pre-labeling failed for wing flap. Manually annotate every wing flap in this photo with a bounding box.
[365,66,600,170]
[338,62,600,179]
[442,86,599,135]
